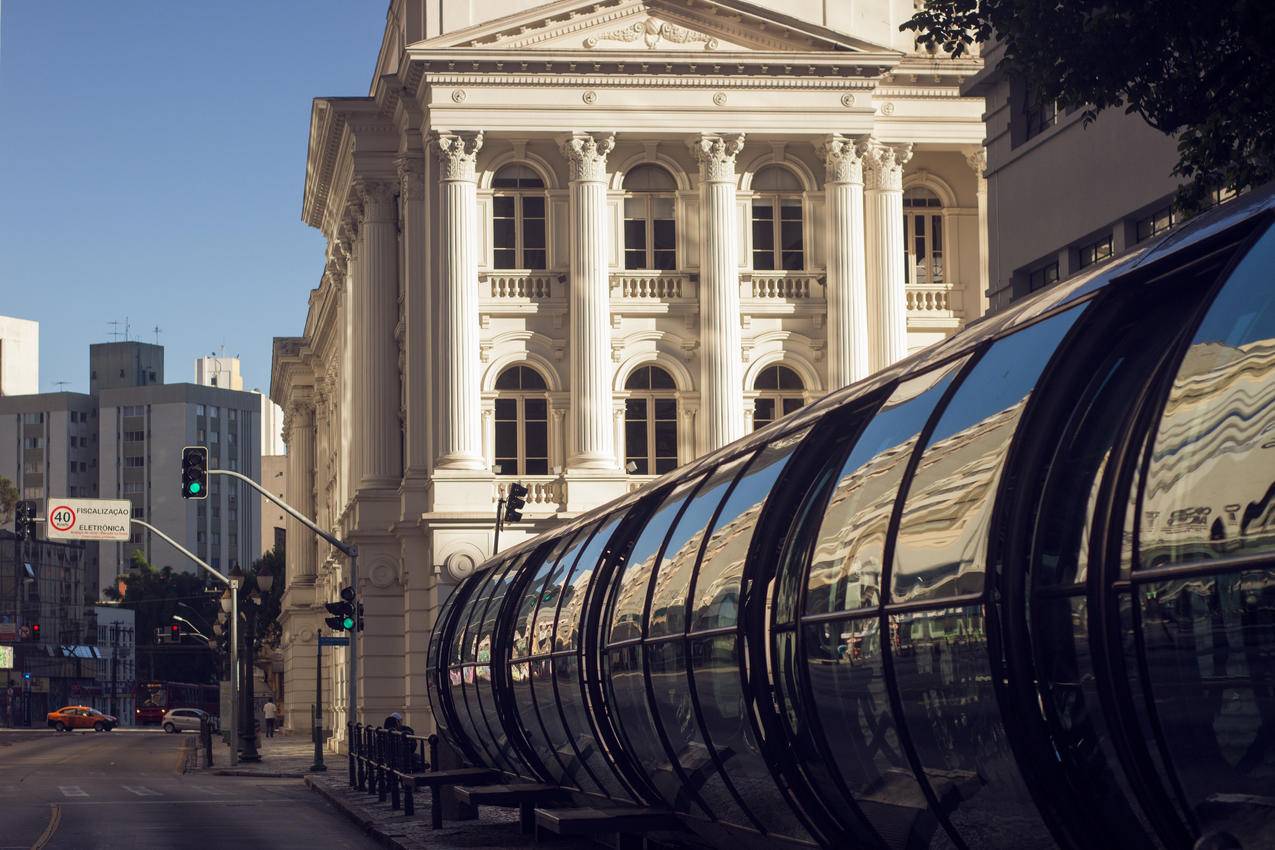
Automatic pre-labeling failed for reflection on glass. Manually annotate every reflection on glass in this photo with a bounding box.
[805,359,969,615]
[512,537,572,659]
[691,429,809,632]
[474,555,527,772]
[1139,230,1275,570]
[555,513,626,652]
[1137,571,1275,846]
[648,456,753,638]
[531,656,601,793]
[647,639,752,826]
[892,308,1082,604]
[608,477,706,644]
[890,606,1058,848]
[531,528,594,656]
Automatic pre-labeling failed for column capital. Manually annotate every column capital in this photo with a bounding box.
[964,146,987,177]
[560,132,615,182]
[690,133,746,182]
[396,155,426,200]
[352,177,397,223]
[864,140,913,192]
[430,131,484,182]
[820,134,869,184]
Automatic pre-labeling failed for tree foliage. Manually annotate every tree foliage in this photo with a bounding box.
[0,475,18,526]
[903,0,1275,209]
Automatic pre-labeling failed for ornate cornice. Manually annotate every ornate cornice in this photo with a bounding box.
[691,133,746,182]
[864,140,913,192]
[426,73,880,91]
[431,131,484,182]
[560,133,615,182]
[820,134,868,184]
[584,17,719,51]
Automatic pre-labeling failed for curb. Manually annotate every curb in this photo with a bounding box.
[213,769,307,778]
[306,776,410,850]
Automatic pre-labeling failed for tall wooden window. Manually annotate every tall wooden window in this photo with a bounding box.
[903,188,944,284]
[494,365,549,475]
[492,165,547,270]
[623,165,677,270]
[751,166,805,271]
[752,365,805,430]
[624,365,678,475]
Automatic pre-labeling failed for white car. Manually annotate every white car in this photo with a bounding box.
[161,708,218,734]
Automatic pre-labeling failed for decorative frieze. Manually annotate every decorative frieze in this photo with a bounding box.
[584,18,720,51]
[691,133,746,182]
[431,131,484,182]
[560,133,615,182]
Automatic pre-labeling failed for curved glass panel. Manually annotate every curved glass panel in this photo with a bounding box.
[688,430,813,840]
[474,553,531,772]
[892,307,1083,605]
[805,359,970,616]
[1129,224,1275,846]
[608,477,706,645]
[648,456,753,638]
[1139,228,1275,570]
[451,562,509,767]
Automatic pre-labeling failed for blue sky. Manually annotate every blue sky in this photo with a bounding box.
[0,1,385,394]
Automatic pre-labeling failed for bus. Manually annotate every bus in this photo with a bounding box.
[134,681,219,726]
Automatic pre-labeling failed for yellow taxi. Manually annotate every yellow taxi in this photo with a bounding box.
[47,705,118,732]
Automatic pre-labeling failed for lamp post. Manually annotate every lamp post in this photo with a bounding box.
[220,581,238,767]
[235,560,274,764]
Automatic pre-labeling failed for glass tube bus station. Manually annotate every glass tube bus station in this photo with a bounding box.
[428,190,1275,850]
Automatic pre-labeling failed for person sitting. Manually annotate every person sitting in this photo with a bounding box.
[383,711,414,735]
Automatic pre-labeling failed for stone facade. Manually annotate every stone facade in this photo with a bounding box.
[270,0,988,743]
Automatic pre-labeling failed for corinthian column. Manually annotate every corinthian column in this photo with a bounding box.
[965,147,990,317]
[821,135,870,388]
[691,133,746,451]
[352,178,403,487]
[284,401,316,586]
[865,140,913,370]
[431,132,485,470]
[561,133,617,469]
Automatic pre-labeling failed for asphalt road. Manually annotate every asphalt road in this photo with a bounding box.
[0,730,379,850]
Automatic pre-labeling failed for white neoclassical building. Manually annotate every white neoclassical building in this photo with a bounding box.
[270,0,987,740]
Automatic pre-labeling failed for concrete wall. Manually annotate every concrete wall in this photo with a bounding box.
[0,316,38,396]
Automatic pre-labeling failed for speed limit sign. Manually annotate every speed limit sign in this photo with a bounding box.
[45,498,131,541]
[49,505,76,533]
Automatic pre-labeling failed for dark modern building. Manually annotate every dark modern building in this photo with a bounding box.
[429,189,1275,849]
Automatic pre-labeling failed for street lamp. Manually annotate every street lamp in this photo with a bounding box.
[220,588,233,614]
[171,614,210,642]
[256,560,274,593]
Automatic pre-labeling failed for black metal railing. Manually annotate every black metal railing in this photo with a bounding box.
[346,722,432,815]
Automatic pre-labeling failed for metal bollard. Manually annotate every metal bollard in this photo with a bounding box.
[201,715,214,768]
[388,731,401,811]
[355,723,366,791]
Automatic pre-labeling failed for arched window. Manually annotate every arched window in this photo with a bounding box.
[494,365,549,475]
[903,187,944,284]
[622,165,677,271]
[624,365,678,475]
[492,165,547,270]
[751,166,805,271]
[752,364,805,429]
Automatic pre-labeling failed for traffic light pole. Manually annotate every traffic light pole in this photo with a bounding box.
[129,518,240,766]
[205,470,360,733]
[493,498,505,555]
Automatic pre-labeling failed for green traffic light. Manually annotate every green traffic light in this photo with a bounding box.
[190,482,202,494]
[342,615,355,630]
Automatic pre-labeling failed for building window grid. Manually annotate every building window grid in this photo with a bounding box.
[493,366,550,476]
[1136,206,1178,243]
[623,165,678,271]
[1028,262,1060,293]
[752,365,806,430]
[903,189,944,284]
[624,365,679,475]
[750,166,805,271]
[492,166,548,270]
[1077,233,1114,270]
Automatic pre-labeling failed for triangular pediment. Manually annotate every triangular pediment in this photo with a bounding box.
[411,0,898,56]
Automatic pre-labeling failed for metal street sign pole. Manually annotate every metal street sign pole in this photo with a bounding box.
[130,518,239,766]
[206,469,359,733]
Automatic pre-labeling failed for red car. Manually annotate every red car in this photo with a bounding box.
[47,705,118,732]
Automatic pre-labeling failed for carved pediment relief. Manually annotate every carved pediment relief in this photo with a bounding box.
[412,0,893,56]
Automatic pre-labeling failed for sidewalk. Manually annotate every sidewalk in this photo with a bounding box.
[304,771,598,850]
[192,730,326,778]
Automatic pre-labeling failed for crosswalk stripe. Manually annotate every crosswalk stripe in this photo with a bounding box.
[58,786,88,798]
[187,784,228,795]
[121,785,161,796]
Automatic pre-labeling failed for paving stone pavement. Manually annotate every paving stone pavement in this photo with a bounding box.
[189,730,328,777]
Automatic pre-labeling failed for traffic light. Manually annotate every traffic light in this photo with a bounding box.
[325,586,356,632]
[14,500,36,541]
[356,602,365,633]
[504,483,528,523]
[170,623,181,643]
[181,446,208,499]
[28,623,41,642]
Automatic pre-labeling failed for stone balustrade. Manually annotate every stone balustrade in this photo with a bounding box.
[482,272,558,300]
[906,283,956,315]
[496,476,566,511]
[748,272,823,300]
[610,271,691,300]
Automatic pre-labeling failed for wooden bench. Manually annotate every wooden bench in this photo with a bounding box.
[535,806,682,849]
[398,767,501,825]
[454,783,566,833]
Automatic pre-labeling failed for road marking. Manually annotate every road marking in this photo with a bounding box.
[187,784,229,795]
[30,803,60,850]
[121,785,161,796]
[0,784,18,796]
[57,786,87,798]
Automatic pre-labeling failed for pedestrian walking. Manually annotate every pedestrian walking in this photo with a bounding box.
[263,699,278,738]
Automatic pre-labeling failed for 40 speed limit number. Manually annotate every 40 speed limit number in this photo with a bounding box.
[49,505,77,532]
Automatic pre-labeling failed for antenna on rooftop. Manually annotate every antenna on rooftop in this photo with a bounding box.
[54,381,71,391]
[153,325,162,345]
[108,320,122,341]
